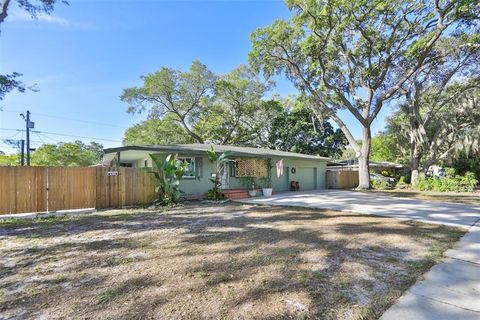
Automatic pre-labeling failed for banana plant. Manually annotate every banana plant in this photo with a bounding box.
[148,154,188,205]
[207,147,233,201]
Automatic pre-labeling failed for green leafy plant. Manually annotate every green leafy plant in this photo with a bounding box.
[371,179,389,190]
[380,170,390,177]
[396,176,409,188]
[206,147,232,201]
[414,171,478,192]
[205,188,225,201]
[148,154,188,206]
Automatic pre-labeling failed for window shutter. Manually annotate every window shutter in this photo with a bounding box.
[195,157,203,178]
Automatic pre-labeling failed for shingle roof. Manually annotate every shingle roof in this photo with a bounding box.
[104,144,330,161]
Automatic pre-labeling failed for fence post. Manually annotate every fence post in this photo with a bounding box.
[46,167,49,212]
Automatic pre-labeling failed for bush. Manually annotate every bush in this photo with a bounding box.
[380,170,390,177]
[371,179,389,190]
[396,176,409,188]
[205,188,225,200]
[414,171,478,192]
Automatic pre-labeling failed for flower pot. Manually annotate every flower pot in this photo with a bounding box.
[262,188,273,197]
[248,190,257,197]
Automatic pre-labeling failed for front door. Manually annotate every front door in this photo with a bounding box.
[221,164,230,189]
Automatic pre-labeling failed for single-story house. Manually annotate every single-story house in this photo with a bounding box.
[103,144,330,197]
[327,159,405,175]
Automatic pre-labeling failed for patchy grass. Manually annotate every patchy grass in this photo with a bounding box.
[0,203,464,319]
[365,189,480,205]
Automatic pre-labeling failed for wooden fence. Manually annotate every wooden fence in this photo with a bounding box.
[326,170,359,189]
[0,167,156,215]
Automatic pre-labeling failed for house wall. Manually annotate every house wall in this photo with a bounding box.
[125,152,327,196]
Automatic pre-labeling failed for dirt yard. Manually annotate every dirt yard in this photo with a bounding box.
[0,203,464,320]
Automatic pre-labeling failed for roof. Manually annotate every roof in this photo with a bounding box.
[327,159,404,169]
[104,144,330,161]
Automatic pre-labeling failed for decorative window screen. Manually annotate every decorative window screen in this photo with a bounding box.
[235,158,267,177]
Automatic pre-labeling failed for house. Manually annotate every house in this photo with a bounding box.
[327,159,405,176]
[103,144,330,197]
[326,159,406,189]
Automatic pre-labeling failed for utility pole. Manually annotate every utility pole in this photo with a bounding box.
[20,110,34,166]
[20,139,25,166]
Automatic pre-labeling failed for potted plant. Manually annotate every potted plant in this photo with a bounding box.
[261,158,273,197]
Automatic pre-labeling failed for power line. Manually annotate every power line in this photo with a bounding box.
[0,128,121,143]
[1,108,126,128]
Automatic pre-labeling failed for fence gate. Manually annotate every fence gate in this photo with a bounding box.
[0,166,157,215]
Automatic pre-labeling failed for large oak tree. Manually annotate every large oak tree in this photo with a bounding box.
[249,0,479,189]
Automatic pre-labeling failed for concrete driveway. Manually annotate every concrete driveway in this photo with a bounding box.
[239,190,480,319]
[239,189,480,229]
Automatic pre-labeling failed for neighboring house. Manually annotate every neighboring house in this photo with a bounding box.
[103,144,330,197]
[326,159,405,189]
[327,159,404,175]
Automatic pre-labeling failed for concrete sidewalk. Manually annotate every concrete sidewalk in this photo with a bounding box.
[380,224,480,320]
[238,190,480,319]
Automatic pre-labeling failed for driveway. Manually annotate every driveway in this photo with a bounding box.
[239,190,480,319]
[239,190,480,229]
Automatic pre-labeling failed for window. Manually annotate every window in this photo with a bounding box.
[144,159,148,167]
[177,157,196,178]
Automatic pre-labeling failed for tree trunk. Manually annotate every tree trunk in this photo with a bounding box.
[409,141,421,185]
[357,127,371,189]
[410,157,420,185]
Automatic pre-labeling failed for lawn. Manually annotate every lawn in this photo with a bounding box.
[367,189,480,206]
[0,203,464,320]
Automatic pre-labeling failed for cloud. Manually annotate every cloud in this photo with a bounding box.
[7,10,93,29]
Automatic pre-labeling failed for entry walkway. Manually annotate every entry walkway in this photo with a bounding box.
[239,190,480,319]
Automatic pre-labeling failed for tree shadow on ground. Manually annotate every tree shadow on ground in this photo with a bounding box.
[0,203,465,319]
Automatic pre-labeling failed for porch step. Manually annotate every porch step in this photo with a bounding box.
[222,189,250,200]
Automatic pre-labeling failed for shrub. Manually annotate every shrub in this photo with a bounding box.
[444,167,456,178]
[396,176,409,188]
[414,171,478,192]
[371,179,389,190]
[205,188,225,200]
[148,154,188,206]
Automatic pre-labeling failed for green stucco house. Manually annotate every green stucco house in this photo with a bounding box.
[103,144,330,197]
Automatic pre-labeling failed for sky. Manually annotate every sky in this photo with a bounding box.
[0,0,391,155]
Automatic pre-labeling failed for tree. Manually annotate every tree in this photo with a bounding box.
[123,116,193,145]
[201,65,273,145]
[0,153,19,165]
[389,33,480,183]
[30,141,104,166]
[249,0,479,189]
[122,63,281,147]
[0,72,25,101]
[0,0,68,28]
[388,81,480,182]
[122,60,216,144]
[370,133,405,163]
[268,105,346,157]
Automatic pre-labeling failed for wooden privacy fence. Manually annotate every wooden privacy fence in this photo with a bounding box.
[326,170,359,189]
[0,167,156,215]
